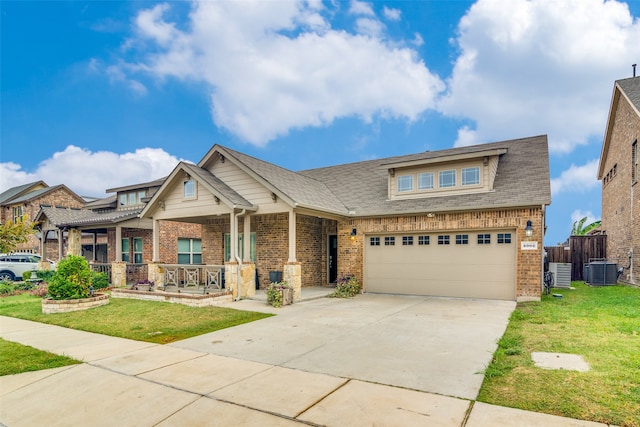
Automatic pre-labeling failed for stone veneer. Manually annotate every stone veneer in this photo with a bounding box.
[337,207,545,301]
[111,288,233,307]
[42,293,110,314]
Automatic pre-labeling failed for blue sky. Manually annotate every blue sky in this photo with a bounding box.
[2,0,640,246]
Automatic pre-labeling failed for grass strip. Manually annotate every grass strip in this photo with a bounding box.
[0,338,80,376]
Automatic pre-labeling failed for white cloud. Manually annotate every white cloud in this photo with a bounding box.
[383,7,402,21]
[550,159,600,195]
[0,146,183,197]
[440,0,640,153]
[115,0,443,146]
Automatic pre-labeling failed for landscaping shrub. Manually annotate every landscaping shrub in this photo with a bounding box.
[92,272,109,290]
[266,281,291,307]
[22,270,32,280]
[0,282,19,296]
[35,270,55,282]
[329,274,361,298]
[47,255,94,300]
[30,283,48,297]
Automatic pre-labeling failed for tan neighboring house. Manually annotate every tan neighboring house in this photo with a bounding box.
[34,178,201,283]
[141,135,551,301]
[598,75,640,285]
[0,181,85,254]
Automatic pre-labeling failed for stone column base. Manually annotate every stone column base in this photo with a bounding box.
[147,262,165,289]
[240,262,256,298]
[112,261,126,288]
[225,262,239,299]
[284,262,302,302]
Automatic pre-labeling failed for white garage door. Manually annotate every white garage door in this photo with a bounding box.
[364,230,516,300]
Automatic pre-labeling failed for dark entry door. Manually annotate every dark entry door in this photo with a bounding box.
[328,235,338,283]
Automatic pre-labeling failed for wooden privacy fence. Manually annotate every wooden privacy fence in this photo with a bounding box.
[545,235,607,281]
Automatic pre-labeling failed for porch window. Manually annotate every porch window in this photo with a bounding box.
[224,233,256,262]
[121,238,130,262]
[178,238,202,264]
[133,237,143,264]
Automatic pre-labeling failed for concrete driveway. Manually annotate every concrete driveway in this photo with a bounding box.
[171,293,515,400]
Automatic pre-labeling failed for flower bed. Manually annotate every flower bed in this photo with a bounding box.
[111,288,233,307]
[42,293,110,314]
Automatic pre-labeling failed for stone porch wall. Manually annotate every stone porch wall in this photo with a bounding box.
[337,207,545,300]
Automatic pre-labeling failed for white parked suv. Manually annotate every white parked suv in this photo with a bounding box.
[0,253,56,281]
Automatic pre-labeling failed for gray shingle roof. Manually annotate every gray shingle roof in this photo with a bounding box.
[220,146,350,214]
[299,135,551,216]
[0,181,46,205]
[617,76,640,112]
[39,206,142,227]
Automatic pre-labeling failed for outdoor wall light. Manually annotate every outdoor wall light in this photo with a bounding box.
[525,220,534,237]
[350,228,357,240]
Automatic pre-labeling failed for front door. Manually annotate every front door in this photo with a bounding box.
[328,235,338,283]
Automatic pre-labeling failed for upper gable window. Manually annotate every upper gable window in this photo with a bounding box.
[439,170,456,188]
[418,172,434,189]
[184,179,196,198]
[119,190,146,207]
[397,175,413,192]
[462,167,480,186]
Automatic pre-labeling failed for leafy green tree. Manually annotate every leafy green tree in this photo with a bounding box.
[571,217,602,236]
[0,221,36,254]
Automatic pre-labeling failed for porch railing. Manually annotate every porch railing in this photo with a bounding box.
[89,262,112,278]
[159,264,225,293]
[126,263,148,285]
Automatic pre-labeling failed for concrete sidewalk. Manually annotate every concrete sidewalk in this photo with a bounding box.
[1,315,609,426]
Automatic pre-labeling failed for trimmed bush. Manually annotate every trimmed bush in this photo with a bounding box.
[36,270,55,282]
[92,272,109,290]
[47,255,94,300]
[329,274,360,298]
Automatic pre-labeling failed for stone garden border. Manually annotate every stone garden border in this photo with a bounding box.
[42,293,110,314]
[111,288,233,307]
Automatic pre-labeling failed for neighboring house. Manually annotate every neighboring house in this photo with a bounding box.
[598,75,640,285]
[0,181,85,254]
[34,178,202,272]
[141,135,551,301]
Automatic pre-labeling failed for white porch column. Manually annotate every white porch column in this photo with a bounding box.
[152,219,160,262]
[288,209,296,262]
[57,229,64,259]
[115,225,122,261]
[230,211,237,262]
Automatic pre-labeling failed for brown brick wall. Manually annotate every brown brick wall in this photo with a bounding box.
[10,187,85,253]
[601,94,640,284]
[337,207,545,300]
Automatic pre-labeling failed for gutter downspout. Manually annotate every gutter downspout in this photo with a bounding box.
[234,209,246,300]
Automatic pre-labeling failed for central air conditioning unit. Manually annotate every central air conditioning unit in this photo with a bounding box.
[549,263,571,288]
[587,261,618,286]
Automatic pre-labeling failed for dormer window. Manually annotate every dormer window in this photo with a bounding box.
[462,167,480,186]
[439,170,456,188]
[184,179,196,198]
[397,175,413,192]
[418,172,434,189]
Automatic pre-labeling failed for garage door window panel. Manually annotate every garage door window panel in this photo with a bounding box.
[418,235,430,245]
[438,235,450,245]
[477,234,491,244]
[455,234,469,245]
[384,236,395,246]
[370,237,380,246]
[402,236,414,246]
[497,233,512,244]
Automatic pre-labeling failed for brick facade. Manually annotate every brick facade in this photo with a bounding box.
[601,92,640,285]
[337,207,545,300]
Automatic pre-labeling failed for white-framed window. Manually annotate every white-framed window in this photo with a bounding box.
[12,206,23,223]
[178,238,202,264]
[224,233,256,262]
[455,234,469,245]
[121,238,130,262]
[438,235,450,245]
[119,190,146,206]
[184,179,196,198]
[119,194,127,206]
[397,175,413,192]
[402,236,413,246]
[384,236,395,246]
[439,170,456,188]
[418,235,430,245]
[497,233,512,244]
[370,237,380,246]
[418,172,434,190]
[462,167,480,186]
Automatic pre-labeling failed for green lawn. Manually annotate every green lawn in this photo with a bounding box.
[0,338,81,376]
[479,282,640,427]
[0,293,273,344]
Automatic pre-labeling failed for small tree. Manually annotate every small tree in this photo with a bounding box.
[47,255,94,300]
[0,220,36,254]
